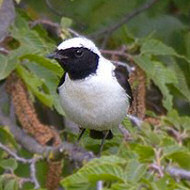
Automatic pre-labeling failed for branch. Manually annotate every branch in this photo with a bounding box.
[30,158,41,189]
[0,142,32,164]
[0,47,9,55]
[90,0,160,39]
[100,49,134,62]
[0,108,95,163]
[166,166,190,181]
[96,181,103,190]
[0,141,42,189]
[126,114,143,128]
[29,19,81,38]
[118,124,132,141]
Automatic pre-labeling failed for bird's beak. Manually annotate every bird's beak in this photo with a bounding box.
[46,52,68,60]
[46,52,57,59]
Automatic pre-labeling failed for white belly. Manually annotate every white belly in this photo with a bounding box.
[58,59,130,131]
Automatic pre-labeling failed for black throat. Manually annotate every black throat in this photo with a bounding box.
[55,47,99,80]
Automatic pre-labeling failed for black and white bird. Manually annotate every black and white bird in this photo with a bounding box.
[48,37,133,152]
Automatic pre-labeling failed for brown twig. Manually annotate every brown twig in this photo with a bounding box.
[30,19,80,38]
[167,128,187,145]
[100,49,133,62]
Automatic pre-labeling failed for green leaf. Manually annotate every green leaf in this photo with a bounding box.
[130,144,154,162]
[0,158,18,171]
[140,39,190,63]
[162,145,186,158]
[110,183,138,190]
[125,159,147,183]
[141,39,176,56]
[0,54,18,80]
[150,175,177,190]
[134,55,177,110]
[164,109,190,130]
[16,65,53,107]
[168,152,190,170]
[0,127,18,148]
[4,179,18,190]
[23,61,64,115]
[61,17,73,29]
[171,59,190,103]
[21,54,62,77]
[61,156,127,188]
[11,15,54,54]
[0,175,4,190]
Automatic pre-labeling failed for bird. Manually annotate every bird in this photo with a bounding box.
[47,37,133,154]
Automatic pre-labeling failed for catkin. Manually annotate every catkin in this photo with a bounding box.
[128,66,146,119]
[6,73,62,190]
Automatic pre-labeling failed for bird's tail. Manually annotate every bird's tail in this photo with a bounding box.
[90,130,113,140]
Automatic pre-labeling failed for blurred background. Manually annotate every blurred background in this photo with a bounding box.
[0,0,190,190]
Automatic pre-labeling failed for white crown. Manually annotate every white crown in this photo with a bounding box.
[57,37,101,56]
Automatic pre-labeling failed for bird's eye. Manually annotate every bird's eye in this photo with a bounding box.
[75,49,83,57]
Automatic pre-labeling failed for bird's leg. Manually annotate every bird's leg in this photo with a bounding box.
[98,130,109,156]
[77,128,86,142]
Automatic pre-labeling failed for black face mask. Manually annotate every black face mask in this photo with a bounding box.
[48,47,99,80]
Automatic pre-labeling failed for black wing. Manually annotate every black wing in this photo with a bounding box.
[114,64,133,105]
[57,72,66,93]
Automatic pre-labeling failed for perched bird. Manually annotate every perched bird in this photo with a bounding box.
[48,37,133,153]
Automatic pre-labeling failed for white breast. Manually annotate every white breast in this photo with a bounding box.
[58,57,130,131]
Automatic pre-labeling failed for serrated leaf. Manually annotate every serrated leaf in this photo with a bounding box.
[4,179,18,190]
[130,144,154,162]
[110,183,138,190]
[16,65,53,107]
[0,158,18,171]
[141,39,190,63]
[168,151,190,170]
[0,54,18,80]
[150,175,176,190]
[125,160,147,183]
[24,61,64,115]
[134,55,177,110]
[162,145,186,158]
[21,54,62,77]
[11,15,54,54]
[180,116,190,130]
[164,109,190,130]
[141,39,176,56]
[171,59,190,103]
[0,127,18,148]
[61,156,127,188]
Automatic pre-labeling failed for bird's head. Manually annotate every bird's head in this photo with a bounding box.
[47,37,101,80]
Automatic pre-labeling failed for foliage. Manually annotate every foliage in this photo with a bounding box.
[0,0,190,190]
